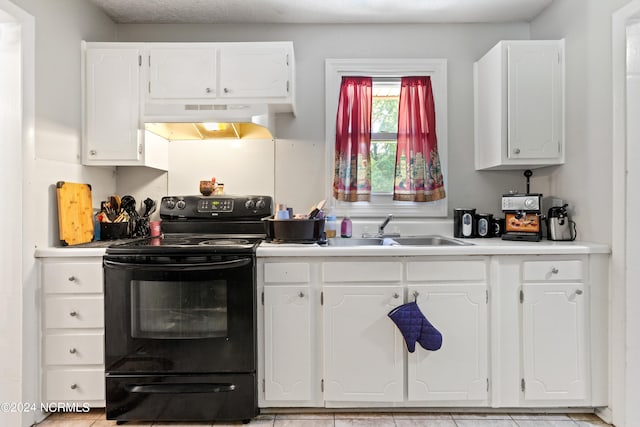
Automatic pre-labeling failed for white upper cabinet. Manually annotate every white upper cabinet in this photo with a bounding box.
[474,40,565,170]
[147,47,218,100]
[84,46,141,163]
[142,42,295,114]
[219,43,293,102]
[82,42,168,170]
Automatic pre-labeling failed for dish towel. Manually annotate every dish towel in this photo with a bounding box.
[388,301,443,352]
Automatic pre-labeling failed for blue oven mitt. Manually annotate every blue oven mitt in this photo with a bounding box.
[388,301,442,353]
[418,314,443,351]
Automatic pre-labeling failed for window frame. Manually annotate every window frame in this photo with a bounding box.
[325,58,448,218]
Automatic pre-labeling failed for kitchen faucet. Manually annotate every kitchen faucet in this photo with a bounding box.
[379,214,394,235]
[363,214,400,238]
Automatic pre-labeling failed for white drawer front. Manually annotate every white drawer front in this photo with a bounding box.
[45,334,104,365]
[322,261,402,282]
[264,263,311,283]
[42,261,103,294]
[46,369,105,401]
[522,260,584,281]
[407,260,487,282]
[45,296,104,329]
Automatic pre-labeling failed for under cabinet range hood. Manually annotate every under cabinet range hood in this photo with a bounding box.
[143,103,274,140]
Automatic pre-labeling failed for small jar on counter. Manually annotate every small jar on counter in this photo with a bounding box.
[341,216,352,238]
[325,215,338,238]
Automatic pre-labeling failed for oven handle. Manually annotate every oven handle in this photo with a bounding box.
[127,383,236,394]
[103,258,251,271]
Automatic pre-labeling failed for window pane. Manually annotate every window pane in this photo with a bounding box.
[371,140,396,193]
[372,82,399,194]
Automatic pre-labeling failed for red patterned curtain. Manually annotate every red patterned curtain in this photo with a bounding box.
[393,76,446,202]
[333,76,372,202]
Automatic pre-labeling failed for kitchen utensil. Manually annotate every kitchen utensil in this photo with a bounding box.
[56,181,94,246]
[263,217,325,243]
[307,199,326,219]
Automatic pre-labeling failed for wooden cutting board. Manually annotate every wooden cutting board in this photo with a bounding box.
[56,181,94,246]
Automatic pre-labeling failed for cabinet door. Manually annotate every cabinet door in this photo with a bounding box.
[507,43,562,160]
[522,283,587,401]
[407,284,488,402]
[322,285,403,402]
[219,45,291,98]
[85,48,140,161]
[148,48,217,99]
[263,286,312,401]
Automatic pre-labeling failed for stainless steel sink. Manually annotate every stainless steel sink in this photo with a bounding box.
[324,235,471,247]
[326,238,383,246]
[391,236,472,246]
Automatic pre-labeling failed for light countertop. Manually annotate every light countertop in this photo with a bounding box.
[34,237,610,258]
[257,237,610,257]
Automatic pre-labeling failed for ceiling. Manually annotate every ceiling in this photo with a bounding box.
[89,0,555,24]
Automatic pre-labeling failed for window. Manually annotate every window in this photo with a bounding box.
[325,59,448,217]
[371,79,400,194]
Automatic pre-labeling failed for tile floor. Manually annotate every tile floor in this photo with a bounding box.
[34,409,613,427]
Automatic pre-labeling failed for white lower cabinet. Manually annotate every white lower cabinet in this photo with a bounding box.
[263,285,313,401]
[408,284,488,403]
[258,253,607,410]
[521,260,588,402]
[322,285,403,402]
[40,257,105,406]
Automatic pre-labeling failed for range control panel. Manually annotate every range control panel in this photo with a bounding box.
[160,195,273,220]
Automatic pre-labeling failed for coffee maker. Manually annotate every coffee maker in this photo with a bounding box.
[501,193,543,241]
[547,204,576,241]
[501,170,543,242]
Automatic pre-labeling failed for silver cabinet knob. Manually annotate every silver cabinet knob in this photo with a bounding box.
[69,311,78,317]
[514,148,521,154]
[70,384,78,390]
[298,292,305,298]
[89,150,97,156]
[392,293,399,299]
[205,87,212,93]
[223,87,230,94]
[576,289,583,295]
[551,267,559,274]
[68,276,76,282]
[69,348,77,354]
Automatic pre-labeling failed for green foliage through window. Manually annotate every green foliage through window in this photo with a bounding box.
[371,83,399,194]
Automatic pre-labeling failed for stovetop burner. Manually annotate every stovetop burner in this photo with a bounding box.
[198,239,252,246]
[107,233,262,255]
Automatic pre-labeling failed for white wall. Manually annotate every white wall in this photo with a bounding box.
[115,23,533,217]
[530,0,631,244]
[5,1,117,425]
[532,1,634,426]
[0,12,26,427]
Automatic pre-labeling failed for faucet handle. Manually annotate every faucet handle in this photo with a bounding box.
[379,214,394,234]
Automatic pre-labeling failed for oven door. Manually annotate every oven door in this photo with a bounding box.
[103,253,255,374]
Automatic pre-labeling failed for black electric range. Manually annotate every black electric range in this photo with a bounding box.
[103,195,272,424]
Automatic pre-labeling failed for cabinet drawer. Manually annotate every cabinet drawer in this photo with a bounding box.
[45,334,104,365]
[407,260,486,282]
[264,263,310,283]
[322,261,402,283]
[45,296,104,329]
[45,369,105,402]
[42,261,103,294]
[522,260,583,281]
